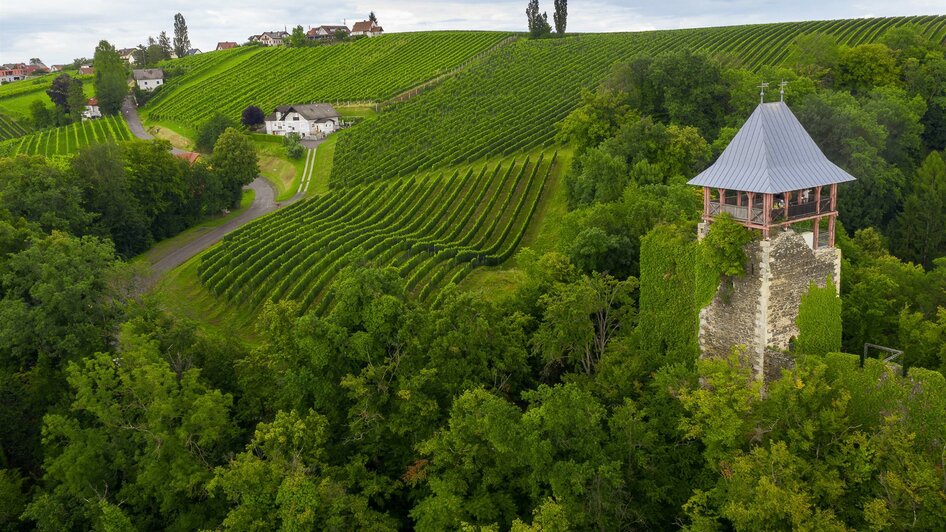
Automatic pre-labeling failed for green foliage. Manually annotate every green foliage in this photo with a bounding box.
[195,113,238,153]
[525,0,552,39]
[0,115,133,157]
[282,131,304,159]
[796,279,842,355]
[211,128,259,209]
[893,151,946,268]
[92,40,128,115]
[700,213,753,277]
[787,33,840,81]
[837,43,900,93]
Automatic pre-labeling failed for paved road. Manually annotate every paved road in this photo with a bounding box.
[121,97,299,278]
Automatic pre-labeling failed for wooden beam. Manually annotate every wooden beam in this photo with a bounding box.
[813,216,820,250]
[815,186,822,214]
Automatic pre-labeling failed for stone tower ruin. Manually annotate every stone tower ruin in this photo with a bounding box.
[687,101,855,380]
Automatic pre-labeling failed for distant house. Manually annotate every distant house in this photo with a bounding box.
[50,64,67,72]
[307,25,349,40]
[133,68,164,91]
[78,65,94,75]
[216,41,238,51]
[255,31,289,46]
[264,103,340,138]
[351,20,384,37]
[119,48,137,64]
[82,98,102,120]
[0,69,27,83]
[184,48,202,56]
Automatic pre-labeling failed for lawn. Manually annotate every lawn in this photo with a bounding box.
[251,136,302,201]
[309,134,337,196]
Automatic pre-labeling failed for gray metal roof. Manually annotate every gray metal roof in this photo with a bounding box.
[266,103,340,122]
[132,68,163,80]
[688,101,855,194]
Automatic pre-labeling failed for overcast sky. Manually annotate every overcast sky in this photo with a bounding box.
[1,0,943,65]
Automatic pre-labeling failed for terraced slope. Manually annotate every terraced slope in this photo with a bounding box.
[0,116,133,157]
[330,15,946,186]
[0,113,30,141]
[197,151,557,313]
[0,72,94,119]
[145,31,511,128]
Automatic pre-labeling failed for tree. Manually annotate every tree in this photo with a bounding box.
[894,152,946,268]
[526,0,551,38]
[195,113,238,152]
[173,13,191,58]
[211,128,258,208]
[795,279,842,355]
[46,74,74,111]
[553,0,567,35]
[289,25,307,47]
[158,31,173,57]
[836,43,900,94]
[29,100,52,129]
[283,132,305,159]
[92,40,127,115]
[240,105,264,127]
[369,11,378,24]
[66,78,86,122]
[786,33,840,82]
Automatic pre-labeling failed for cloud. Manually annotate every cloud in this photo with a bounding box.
[0,0,940,64]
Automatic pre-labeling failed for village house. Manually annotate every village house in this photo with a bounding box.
[307,25,350,40]
[215,41,238,51]
[82,98,102,120]
[119,48,137,64]
[351,20,384,37]
[251,31,289,46]
[50,64,67,72]
[184,48,202,56]
[264,103,340,138]
[0,68,27,83]
[78,65,94,75]
[132,68,164,91]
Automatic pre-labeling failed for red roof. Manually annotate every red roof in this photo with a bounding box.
[175,152,200,165]
[216,41,238,50]
[87,98,98,106]
[351,20,383,33]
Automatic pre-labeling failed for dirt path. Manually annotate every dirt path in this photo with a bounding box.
[122,97,302,278]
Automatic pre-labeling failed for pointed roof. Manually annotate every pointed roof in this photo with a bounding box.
[688,101,855,194]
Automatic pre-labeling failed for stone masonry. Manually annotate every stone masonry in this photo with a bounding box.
[698,229,841,381]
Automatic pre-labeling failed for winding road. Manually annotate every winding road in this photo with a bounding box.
[121,97,298,277]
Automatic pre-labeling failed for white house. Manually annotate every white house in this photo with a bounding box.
[82,98,102,120]
[307,25,349,40]
[351,20,384,37]
[256,31,289,46]
[132,68,164,91]
[265,104,341,138]
[184,48,201,56]
[119,48,137,64]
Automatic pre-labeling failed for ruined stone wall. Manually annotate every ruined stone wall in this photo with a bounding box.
[699,229,841,381]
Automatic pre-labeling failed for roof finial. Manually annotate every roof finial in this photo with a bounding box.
[779,80,789,102]
[758,82,769,104]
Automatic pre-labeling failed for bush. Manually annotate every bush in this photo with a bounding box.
[196,113,239,153]
[242,105,265,128]
[283,132,305,159]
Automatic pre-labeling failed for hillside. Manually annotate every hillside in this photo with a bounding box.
[330,15,946,185]
[143,31,512,128]
[197,150,560,314]
[0,116,133,157]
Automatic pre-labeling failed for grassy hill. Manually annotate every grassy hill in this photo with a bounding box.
[330,15,946,186]
[196,149,562,314]
[0,115,133,157]
[143,31,512,129]
[187,15,946,315]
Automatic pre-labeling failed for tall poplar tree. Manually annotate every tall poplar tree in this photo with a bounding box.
[554,0,567,35]
[173,13,190,57]
[92,40,127,115]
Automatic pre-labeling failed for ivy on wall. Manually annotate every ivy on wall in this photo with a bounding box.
[796,278,842,355]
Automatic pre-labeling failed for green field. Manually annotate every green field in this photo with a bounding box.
[0,112,30,140]
[0,115,133,157]
[330,15,946,186]
[0,72,95,120]
[197,150,558,313]
[144,31,512,129]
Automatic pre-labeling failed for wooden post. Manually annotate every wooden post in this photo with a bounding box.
[736,191,742,207]
[718,188,726,207]
[763,193,771,239]
[828,184,838,247]
[703,187,710,221]
[813,216,820,250]
[815,186,822,214]
[747,191,755,225]
[783,191,789,224]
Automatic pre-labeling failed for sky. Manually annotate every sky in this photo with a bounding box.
[0,0,943,65]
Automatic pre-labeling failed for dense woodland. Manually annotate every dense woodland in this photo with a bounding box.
[1,23,946,531]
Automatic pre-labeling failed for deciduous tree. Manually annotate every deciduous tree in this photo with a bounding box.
[173,13,191,58]
[92,40,127,115]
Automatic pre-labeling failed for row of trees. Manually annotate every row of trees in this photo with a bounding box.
[526,0,567,38]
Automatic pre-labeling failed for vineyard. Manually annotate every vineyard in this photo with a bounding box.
[0,113,29,141]
[0,72,94,119]
[197,151,558,313]
[330,15,946,186]
[144,31,511,128]
[0,116,133,157]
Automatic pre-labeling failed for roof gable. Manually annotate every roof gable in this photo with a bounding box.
[688,102,855,194]
[133,68,164,80]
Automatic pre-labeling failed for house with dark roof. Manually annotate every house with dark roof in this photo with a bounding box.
[119,48,137,64]
[307,25,350,40]
[78,65,94,75]
[132,68,164,91]
[264,103,341,138]
[184,48,202,56]
[216,41,238,51]
[351,20,384,37]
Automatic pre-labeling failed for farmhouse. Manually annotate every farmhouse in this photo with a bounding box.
[133,68,164,91]
[50,64,67,72]
[216,41,238,51]
[307,25,349,40]
[264,103,340,138]
[252,31,289,46]
[184,48,202,56]
[351,20,384,37]
[119,48,137,64]
[82,98,102,120]
[0,69,27,83]
[78,65,94,75]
